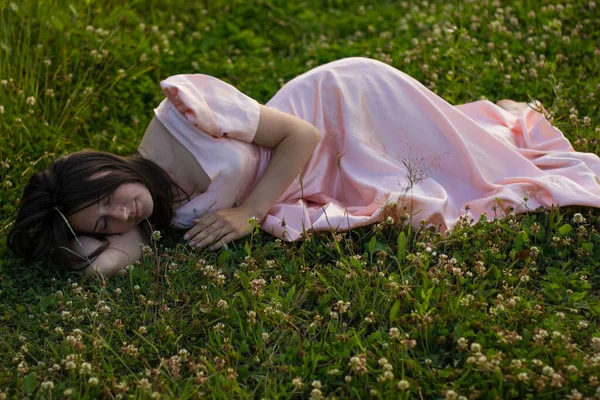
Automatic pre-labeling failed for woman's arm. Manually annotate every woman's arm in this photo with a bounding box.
[69,227,150,278]
[185,105,321,249]
[240,104,321,219]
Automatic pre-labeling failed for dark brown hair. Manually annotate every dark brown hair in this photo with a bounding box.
[7,149,190,270]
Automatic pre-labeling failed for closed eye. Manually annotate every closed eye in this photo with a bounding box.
[103,194,110,231]
[95,194,110,233]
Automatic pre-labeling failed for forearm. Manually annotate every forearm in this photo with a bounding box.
[70,228,149,278]
[241,127,320,220]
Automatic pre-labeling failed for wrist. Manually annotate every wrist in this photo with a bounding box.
[239,201,267,223]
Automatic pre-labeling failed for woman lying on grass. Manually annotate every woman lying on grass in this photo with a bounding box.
[8,57,600,278]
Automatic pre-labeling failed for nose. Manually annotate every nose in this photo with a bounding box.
[110,205,131,222]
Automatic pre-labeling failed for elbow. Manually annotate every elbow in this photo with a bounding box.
[308,126,321,146]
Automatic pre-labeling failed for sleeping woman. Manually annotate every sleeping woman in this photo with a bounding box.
[9,57,600,277]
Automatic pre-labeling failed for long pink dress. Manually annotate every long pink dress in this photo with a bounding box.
[154,57,600,241]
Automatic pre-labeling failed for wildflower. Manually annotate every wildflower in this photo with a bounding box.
[310,388,323,400]
[457,337,469,350]
[0,105,4,114]
[292,377,303,389]
[26,96,36,106]
[348,354,368,375]
[142,245,153,256]
[470,343,482,353]
[247,311,257,323]
[64,388,73,396]
[88,377,99,386]
[79,362,92,375]
[397,379,410,390]
[41,381,54,390]
[572,213,586,224]
[377,370,395,382]
[138,378,151,390]
[217,299,229,310]
[250,278,267,297]
[151,230,162,241]
[517,372,529,381]
[138,326,147,334]
[542,366,554,376]
[551,372,564,388]
[444,390,458,400]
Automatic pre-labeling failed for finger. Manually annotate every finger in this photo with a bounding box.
[187,220,220,245]
[195,225,228,249]
[209,232,237,250]
[192,210,217,225]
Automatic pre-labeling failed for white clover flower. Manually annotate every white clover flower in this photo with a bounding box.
[138,378,151,390]
[0,105,4,114]
[217,299,229,310]
[572,213,586,224]
[542,366,554,376]
[444,390,458,400]
[41,381,54,390]
[25,96,36,106]
[88,377,99,385]
[292,377,303,389]
[397,379,410,390]
[79,362,92,375]
[517,372,529,381]
[309,388,323,400]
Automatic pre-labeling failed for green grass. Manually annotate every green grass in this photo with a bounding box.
[1,0,600,398]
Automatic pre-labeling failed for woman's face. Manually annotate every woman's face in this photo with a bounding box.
[67,174,154,235]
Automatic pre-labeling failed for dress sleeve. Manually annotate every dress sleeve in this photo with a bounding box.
[160,74,261,143]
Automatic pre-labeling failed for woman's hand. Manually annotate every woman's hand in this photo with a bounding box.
[184,206,259,250]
